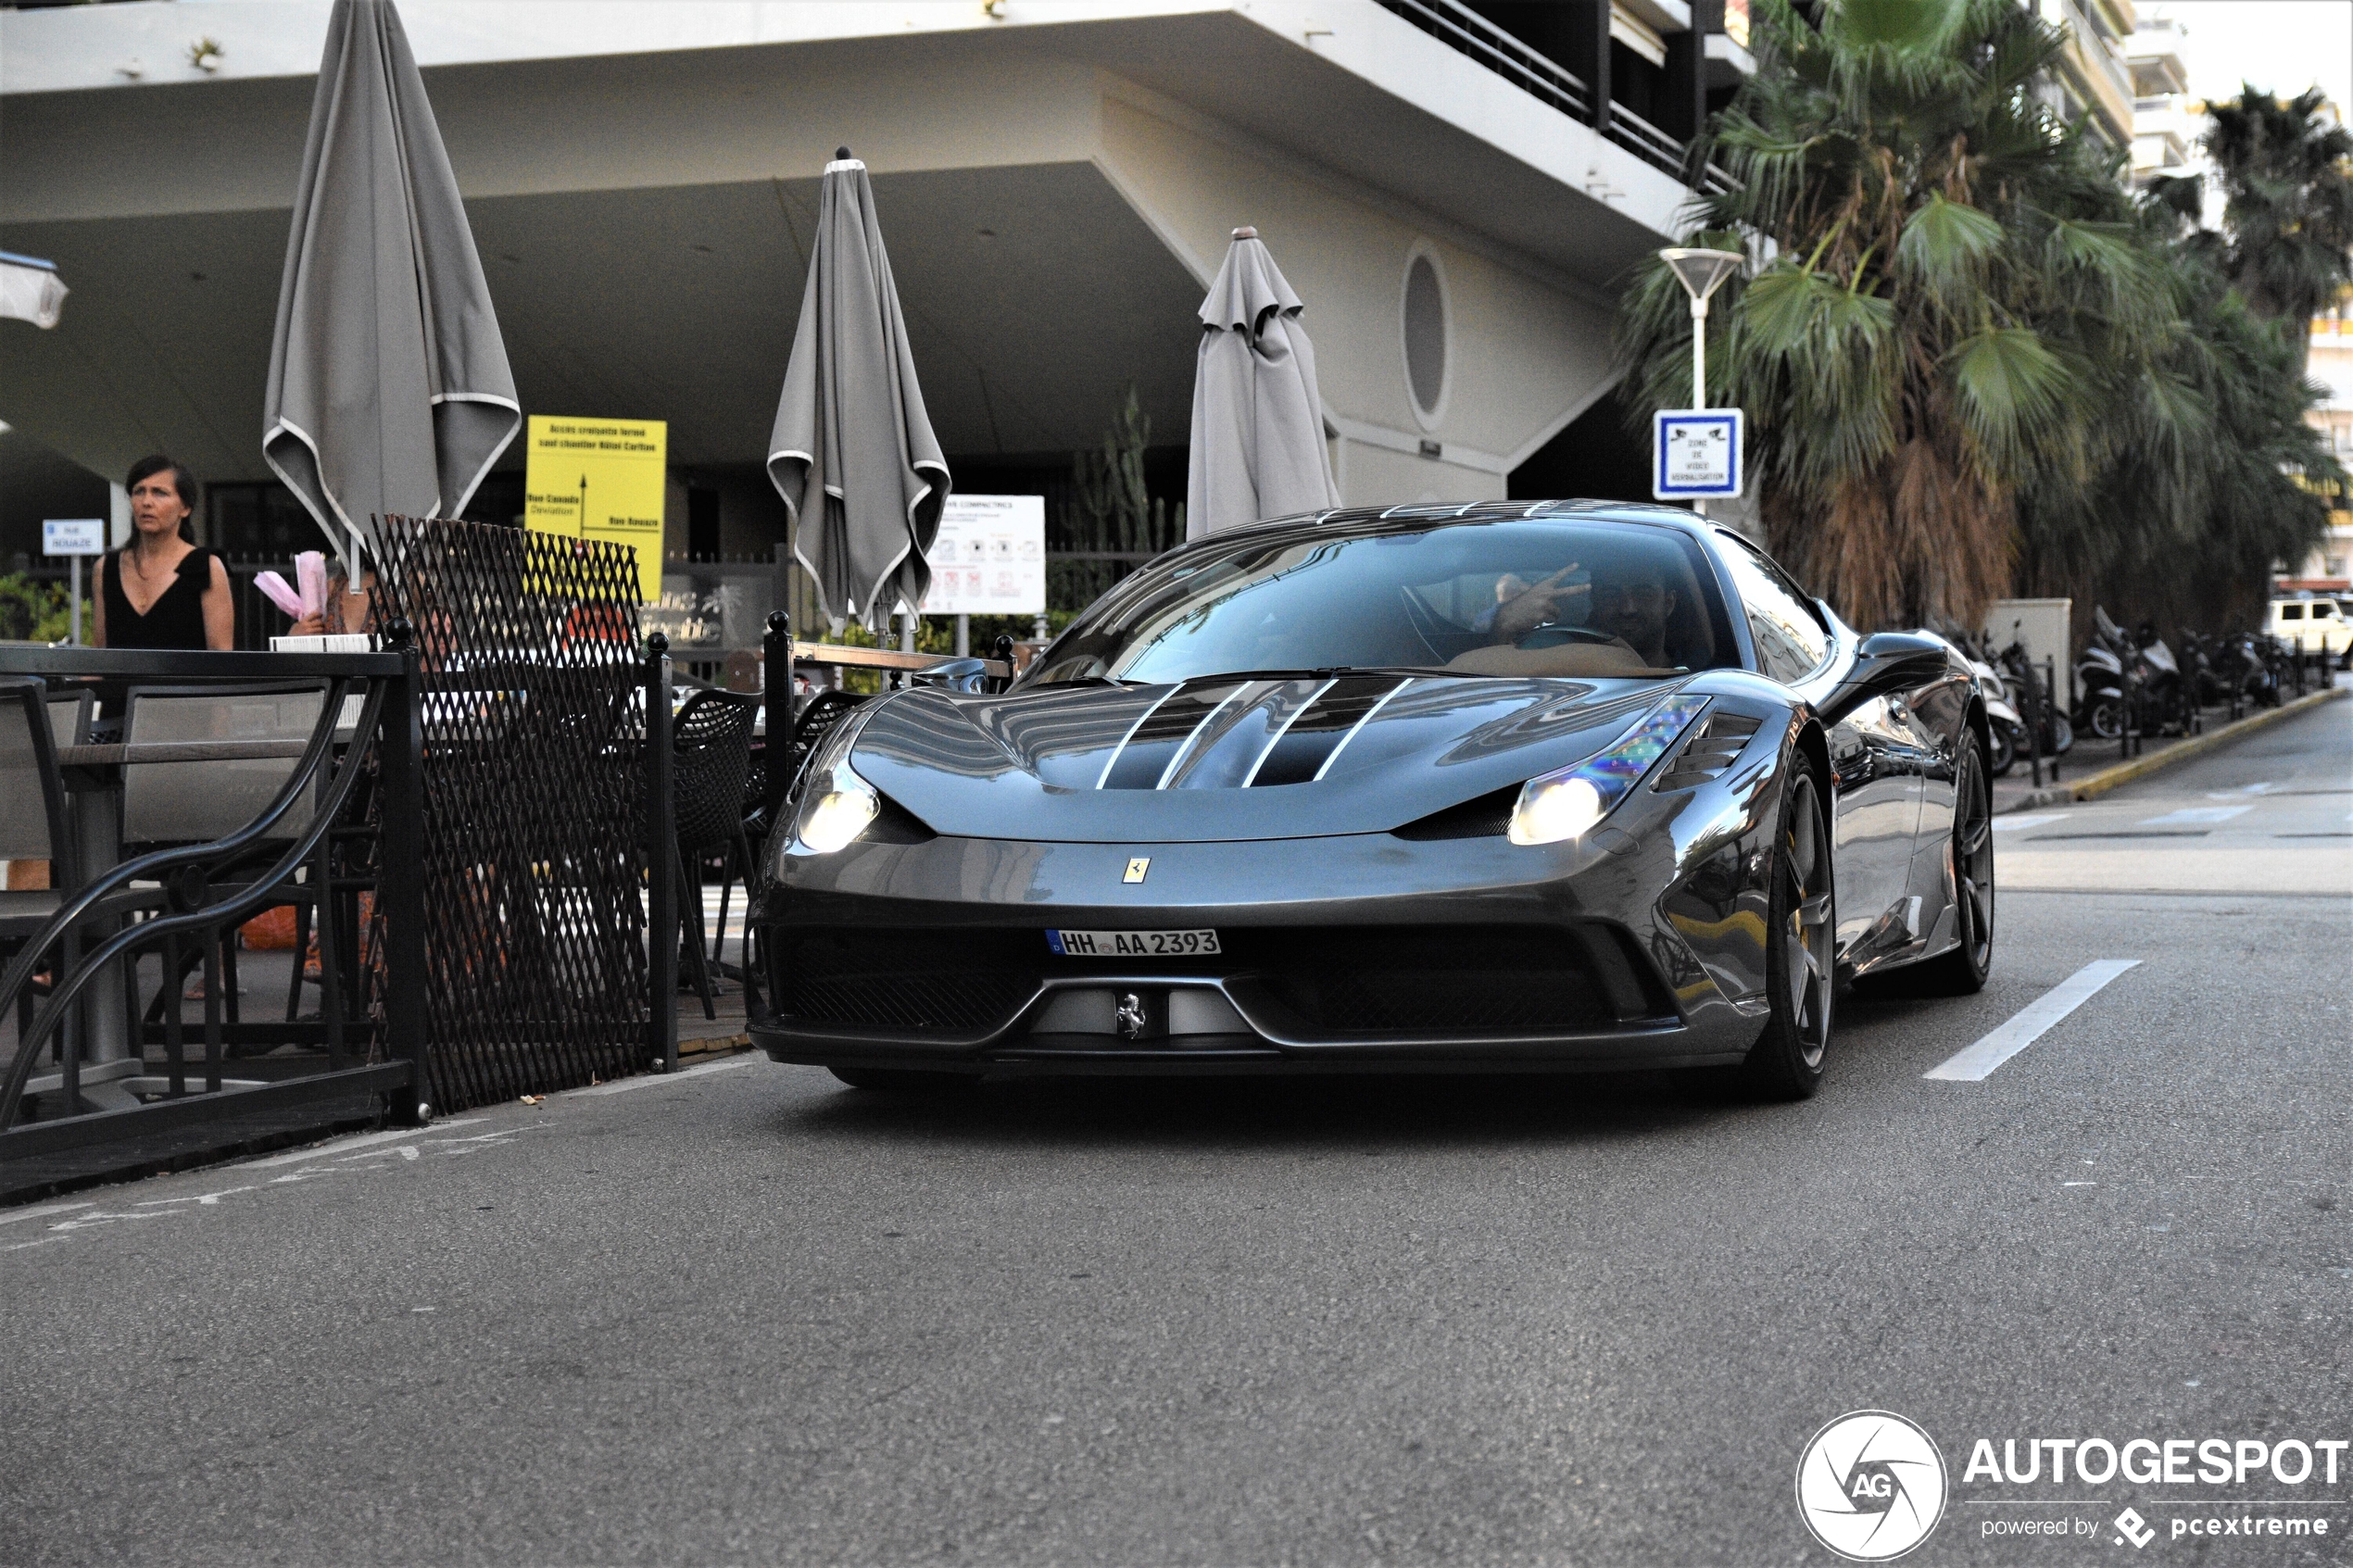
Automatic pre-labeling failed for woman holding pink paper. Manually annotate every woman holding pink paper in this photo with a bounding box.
[94,455,233,655]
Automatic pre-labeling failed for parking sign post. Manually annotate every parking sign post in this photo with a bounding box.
[1655,248,1746,517]
[42,518,106,646]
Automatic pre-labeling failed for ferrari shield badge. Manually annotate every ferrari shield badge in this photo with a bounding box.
[1123,857,1151,884]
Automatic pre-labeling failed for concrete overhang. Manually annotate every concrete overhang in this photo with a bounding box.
[0,0,1694,286]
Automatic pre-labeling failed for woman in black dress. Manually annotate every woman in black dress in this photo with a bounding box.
[94,455,233,655]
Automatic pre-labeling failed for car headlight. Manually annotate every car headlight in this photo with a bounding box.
[1508,695,1709,846]
[794,759,882,854]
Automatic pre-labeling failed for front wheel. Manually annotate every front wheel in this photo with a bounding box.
[2086,696,2124,739]
[1876,734,1994,997]
[1987,721,2016,777]
[1740,759,1835,1099]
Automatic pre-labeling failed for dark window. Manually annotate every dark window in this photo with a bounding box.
[687,486,721,558]
[208,483,321,558]
[1715,534,1830,684]
[1403,256,1447,418]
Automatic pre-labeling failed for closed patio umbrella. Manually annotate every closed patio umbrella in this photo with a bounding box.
[1186,226,1341,538]
[264,0,520,570]
[767,150,950,633]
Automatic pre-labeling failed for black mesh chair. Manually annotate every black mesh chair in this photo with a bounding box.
[672,690,761,1019]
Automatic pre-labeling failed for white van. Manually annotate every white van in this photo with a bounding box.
[2270,596,2353,660]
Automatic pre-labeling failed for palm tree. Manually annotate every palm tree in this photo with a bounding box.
[1617,0,2181,631]
[2171,86,2353,365]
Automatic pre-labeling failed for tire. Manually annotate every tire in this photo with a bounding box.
[828,1066,975,1093]
[1987,721,2015,778]
[1738,759,1835,1099]
[1878,734,1995,997]
[2046,713,2073,756]
[2087,696,2124,739]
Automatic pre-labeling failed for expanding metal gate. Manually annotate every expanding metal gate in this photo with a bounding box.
[371,516,662,1110]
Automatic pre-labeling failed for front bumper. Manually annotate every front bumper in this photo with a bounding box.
[749,789,1784,1079]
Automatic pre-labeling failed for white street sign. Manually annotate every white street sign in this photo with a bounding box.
[43,518,106,556]
[918,494,1046,616]
[1653,409,1744,500]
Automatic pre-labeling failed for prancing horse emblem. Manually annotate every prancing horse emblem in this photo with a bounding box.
[1115,993,1148,1040]
[1124,857,1151,884]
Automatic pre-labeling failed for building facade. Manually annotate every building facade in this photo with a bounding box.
[0,0,1753,572]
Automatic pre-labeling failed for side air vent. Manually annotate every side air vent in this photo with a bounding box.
[1392,784,1519,840]
[1654,710,1763,792]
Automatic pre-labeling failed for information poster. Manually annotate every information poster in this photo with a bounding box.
[917,494,1046,616]
[523,415,668,601]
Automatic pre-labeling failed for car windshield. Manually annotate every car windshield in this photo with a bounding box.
[1024,517,1740,687]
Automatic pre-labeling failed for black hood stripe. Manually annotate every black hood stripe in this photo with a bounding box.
[1239,677,1337,787]
[1098,680,1245,790]
[1247,675,1410,787]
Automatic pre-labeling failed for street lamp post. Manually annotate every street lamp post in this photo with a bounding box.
[1658,248,1744,517]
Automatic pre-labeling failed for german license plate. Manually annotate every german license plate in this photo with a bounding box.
[1045,928,1221,958]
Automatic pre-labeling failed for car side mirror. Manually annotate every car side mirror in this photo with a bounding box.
[1818,632,1950,724]
[909,658,988,695]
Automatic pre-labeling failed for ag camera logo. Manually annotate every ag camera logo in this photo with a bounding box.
[1797,1411,1949,1561]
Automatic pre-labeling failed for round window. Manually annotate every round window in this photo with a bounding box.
[1402,250,1448,423]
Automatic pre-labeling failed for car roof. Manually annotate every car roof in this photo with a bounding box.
[1186,498,1718,553]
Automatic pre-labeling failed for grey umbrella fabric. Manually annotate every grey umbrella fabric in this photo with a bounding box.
[264,0,520,567]
[1186,228,1341,538]
[767,156,950,633]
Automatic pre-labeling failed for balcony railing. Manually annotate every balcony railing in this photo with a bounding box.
[1375,0,1736,194]
[1374,0,1590,121]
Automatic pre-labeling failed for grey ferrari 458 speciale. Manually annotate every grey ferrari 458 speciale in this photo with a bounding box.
[751,501,1994,1098]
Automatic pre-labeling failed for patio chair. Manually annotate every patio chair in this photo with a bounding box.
[120,683,335,1060]
[671,689,761,1020]
[0,678,82,1100]
[46,684,93,750]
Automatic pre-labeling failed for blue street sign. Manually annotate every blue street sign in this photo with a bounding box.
[1653,409,1743,500]
[43,517,105,555]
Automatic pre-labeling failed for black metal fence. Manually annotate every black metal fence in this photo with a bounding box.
[370,515,668,1111]
[0,641,427,1190]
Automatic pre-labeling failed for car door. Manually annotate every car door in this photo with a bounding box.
[1711,536,1920,954]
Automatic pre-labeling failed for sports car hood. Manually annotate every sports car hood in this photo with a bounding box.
[846,674,1692,843]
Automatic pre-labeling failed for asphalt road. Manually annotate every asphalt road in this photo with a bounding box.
[5,700,2347,1567]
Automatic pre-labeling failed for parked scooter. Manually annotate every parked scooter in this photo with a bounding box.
[2075,618,2129,739]
[1994,627,2071,761]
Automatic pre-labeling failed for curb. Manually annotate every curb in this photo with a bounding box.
[1999,684,2347,812]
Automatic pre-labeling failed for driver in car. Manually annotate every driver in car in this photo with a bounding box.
[1476,558,1680,668]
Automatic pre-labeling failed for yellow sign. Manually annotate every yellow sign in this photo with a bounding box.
[523,415,668,601]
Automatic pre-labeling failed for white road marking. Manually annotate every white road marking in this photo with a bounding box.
[1924,960,2143,1082]
[0,1200,95,1227]
[574,1056,759,1096]
[137,1186,256,1208]
[240,1119,486,1170]
[1993,814,2065,832]
[2137,806,2252,826]
[2207,782,2275,798]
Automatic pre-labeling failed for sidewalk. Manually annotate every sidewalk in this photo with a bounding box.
[1990,674,2348,815]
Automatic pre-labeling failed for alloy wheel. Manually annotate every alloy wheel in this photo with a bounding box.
[1784,773,1834,1069]
[1951,744,1994,972]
